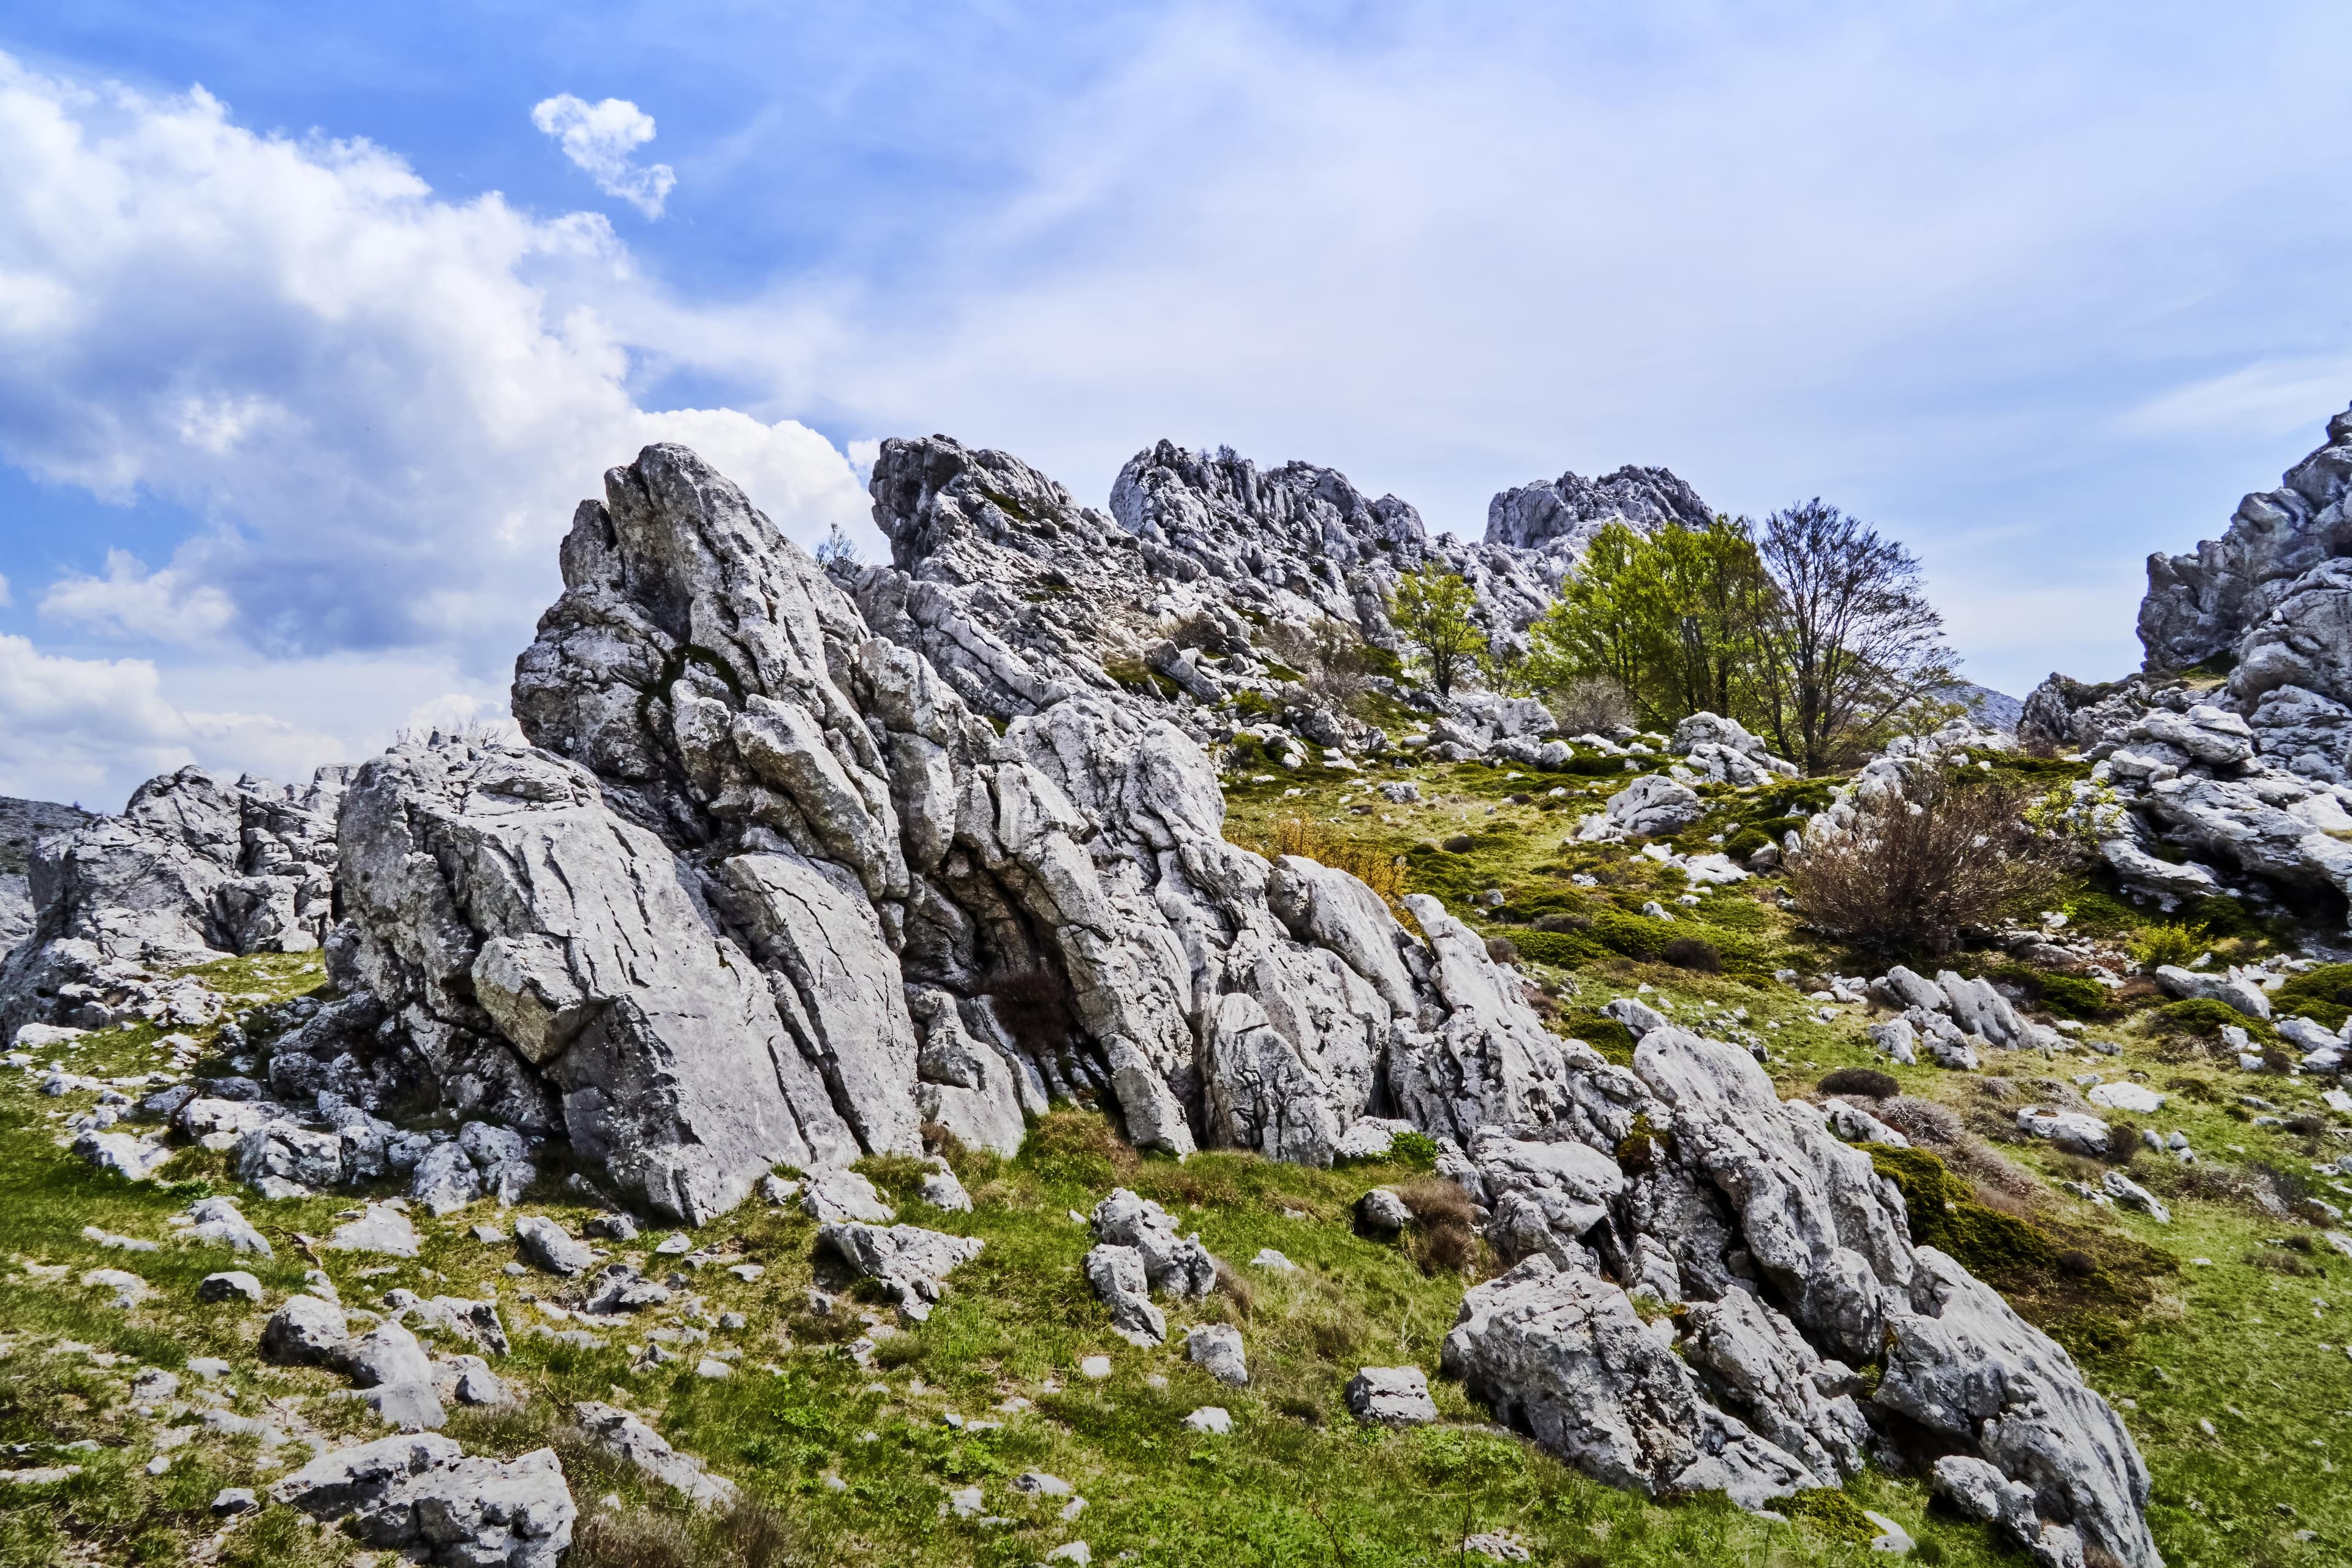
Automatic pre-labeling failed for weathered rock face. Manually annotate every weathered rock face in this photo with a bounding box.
[12,429,2158,1558]
[0,795,92,953]
[0,767,344,1040]
[1484,464,1713,554]
[2018,665,2352,918]
[322,442,1618,1219]
[2140,405,2352,676]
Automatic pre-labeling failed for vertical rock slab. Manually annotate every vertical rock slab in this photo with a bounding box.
[337,741,858,1221]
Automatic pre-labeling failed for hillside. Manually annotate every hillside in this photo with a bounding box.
[8,416,2352,1567]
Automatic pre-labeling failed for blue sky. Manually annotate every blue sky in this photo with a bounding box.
[1,2,2349,806]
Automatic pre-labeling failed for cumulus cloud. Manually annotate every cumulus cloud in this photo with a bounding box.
[530,94,677,218]
[41,550,237,644]
[0,55,866,802]
[0,633,343,807]
[0,56,864,658]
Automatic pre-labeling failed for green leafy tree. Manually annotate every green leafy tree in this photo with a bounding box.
[1526,518,1774,731]
[1387,565,1485,698]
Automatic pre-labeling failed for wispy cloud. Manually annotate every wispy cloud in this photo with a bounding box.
[530,94,676,217]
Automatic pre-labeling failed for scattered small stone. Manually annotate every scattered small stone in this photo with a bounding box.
[1461,1533,1531,1563]
[198,1270,265,1304]
[1344,1366,1437,1426]
[81,1267,151,1308]
[584,1213,639,1242]
[1250,1248,1298,1272]
[1046,1544,1091,1564]
[323,1205,420,1259]
[0,1467,81,1486]
[654,1234,693,1256]
[187,1357,233,1379]
[695,1357,732,1379]
[1079,1355,1113,1381]
[1185,1324,1248,1387]
[514,1216,594,1276]
[210,1487,257,1517]
[1014,1470,1074,1498]
[80,1224,157,1252]
[1182,1406,1232,1434]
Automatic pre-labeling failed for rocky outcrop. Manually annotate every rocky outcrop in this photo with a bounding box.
[309,441,1627,1221]
[0,767,344,1040]
[10,431,2160,1558]
[273,1432,574,1567]
[1484,464,1712,555]
[2140,405,2352,676]
[1432,1020,2159,1565]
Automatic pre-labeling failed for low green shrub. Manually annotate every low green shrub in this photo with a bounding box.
[2272,963,2352,1031]
[1513,929,1603,968]
[1562,1011,1638,1066]
[2128,922,2210,970]
[1782,1488,1877,1544]
[1869,1145,2059,1276]
[2149,997,2275,1044]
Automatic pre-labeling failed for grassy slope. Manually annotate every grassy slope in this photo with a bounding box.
[0,747,2342,1565]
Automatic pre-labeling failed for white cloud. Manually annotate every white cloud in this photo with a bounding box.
[0,632,342,809]
[530,94,676,218]
[0,55,866,802]
[41,549,237,645]
[0,56,864,658]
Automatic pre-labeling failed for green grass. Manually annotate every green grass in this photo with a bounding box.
[10,748,2352,1564]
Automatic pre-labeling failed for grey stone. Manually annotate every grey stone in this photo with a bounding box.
[1185,1323,1248,1387]
[1604,774,1705,837]
[1090,1189,1215,1298]
[2152,964,2272,1020]
[200,1271,264,1304]
[325,1204,420,1259]
[1344,1365,1437,1425]
[801,1169,895,1224]
[271,1432,574,1567]
[513,1216,594,1276]
[572,1401,737,1507]
[178,1196,271,1256]
[1084,1244,1166,1345]
[818,1222,984,1322]
[1442,1255,1822,1509]
[1357,1187,1412,1235]
[2016,1106,2114,1158]
[260,1294,350,1366]
[1012,1469,1074,1498]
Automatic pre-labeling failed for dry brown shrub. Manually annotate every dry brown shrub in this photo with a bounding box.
[1878,1095,1962,1145]
[1249,817,1409,911]
[1395,1177,1483,1275]
[1785,773,2067,955]
[571,1512,698,1568]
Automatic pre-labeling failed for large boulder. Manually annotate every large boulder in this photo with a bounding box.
[1442,1255,1825,1509]
[271,1433,573,1568]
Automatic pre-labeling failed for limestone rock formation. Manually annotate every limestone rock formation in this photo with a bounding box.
[0,767,344,1041]
[1483,464,1712,555]
[0,431,2163,1559]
